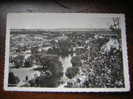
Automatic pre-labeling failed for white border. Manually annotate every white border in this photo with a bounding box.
[4,13,130,92]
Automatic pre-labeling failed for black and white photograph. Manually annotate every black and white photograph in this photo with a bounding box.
[4,13,130,92]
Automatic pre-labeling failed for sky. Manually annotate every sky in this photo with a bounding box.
[7,13,122,29]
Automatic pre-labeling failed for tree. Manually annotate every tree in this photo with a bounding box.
[35,55,63,87]
[65,67,79,79]
[109,17,121,47]
[14,55,24,68]
[110,17,120,31]
[71,55,82,67]
[24,56,33,67]
[57,39,72,57]
[31,46,39,55]
[8,72,20,86]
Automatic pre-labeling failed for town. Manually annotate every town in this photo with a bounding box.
[8,28,124,88]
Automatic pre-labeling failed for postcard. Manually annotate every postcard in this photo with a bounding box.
[4,13,130,92]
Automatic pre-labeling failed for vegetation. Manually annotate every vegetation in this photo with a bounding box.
[28,55,64,87]
[65,67,79,79]
[71,55,82,67]
[24,56,33,67]
[13,55,24,68]
[8,72,20,86]
[63,17,124,88]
